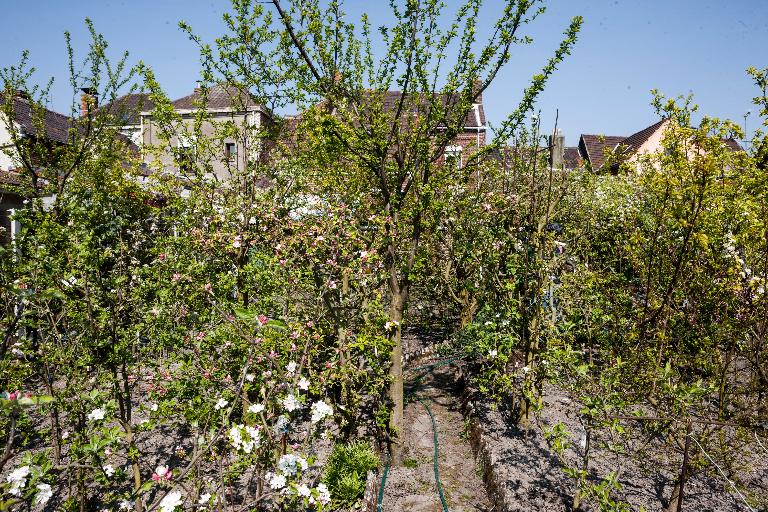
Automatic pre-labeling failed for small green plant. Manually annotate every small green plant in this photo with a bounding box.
[403,457,419,468]
[323,441,379,507]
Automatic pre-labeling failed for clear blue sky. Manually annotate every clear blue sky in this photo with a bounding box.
[1,0,766,145]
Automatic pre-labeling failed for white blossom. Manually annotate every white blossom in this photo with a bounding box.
[298,377,310,391]
[87,408,106,421]
[277,453,306,476]
[310,400,333,423]
[297,484,311,497]
[103,464,116,477]
[268,472,286,490]
[283,394,301,412]
[315,483,331,505]
[248,403,265,414]
[286,361,297,374]
[198,493,212,505]
[6,465,30,496]
[35,483,53,505]
[159,491,183,512]
[214,398,228,410]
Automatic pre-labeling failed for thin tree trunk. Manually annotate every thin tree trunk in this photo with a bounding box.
[388,293,405,462]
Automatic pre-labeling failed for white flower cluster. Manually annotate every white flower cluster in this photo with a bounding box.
[35,483,53,505]
[277,453,308,476]
[311,483,332,506]
[6,465,30,496]
[4,465,52,505]
[159,491,183,512]
[310,400,333,423]
[264,458,331,508]
[87,407,106,421]
[283,394,301,412]
[228,424,261,454]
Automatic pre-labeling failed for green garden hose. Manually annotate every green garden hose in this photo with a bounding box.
[376,451,390,512]
[376,355,462,512]
[419,396,450,512]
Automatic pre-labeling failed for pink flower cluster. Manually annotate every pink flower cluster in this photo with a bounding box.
[152,465,173,482]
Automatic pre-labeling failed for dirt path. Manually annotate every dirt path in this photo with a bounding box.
[380,362,493,512]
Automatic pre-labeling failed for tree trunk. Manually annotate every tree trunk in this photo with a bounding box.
[458,288,477,328]
[388,294,405,462]
[667,422,692,512]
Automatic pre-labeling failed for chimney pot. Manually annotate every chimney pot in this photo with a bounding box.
[549,129,565,168]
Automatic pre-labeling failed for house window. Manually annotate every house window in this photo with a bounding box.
[225,142,237,160]
[444,145,463,168]
[176,134,196,173]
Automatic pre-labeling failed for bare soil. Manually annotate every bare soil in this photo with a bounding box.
[397,329,768,512]
[380,362,493,512]
[464,381,768,512]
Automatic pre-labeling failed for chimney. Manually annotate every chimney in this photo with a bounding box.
[549,129,565,168]
[80,88,98,118]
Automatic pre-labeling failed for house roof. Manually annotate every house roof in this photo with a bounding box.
[578,119,746,170]
[1,93,72,145]
[0,169,23,187]
[377,90,486,128]
[723,138,743,152]
[171,84,261,111]
[564,146,583,169]
[579,134,626,170]
[618,118,667,154]
[102,93,155,125]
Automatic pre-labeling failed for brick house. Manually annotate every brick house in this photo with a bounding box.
[377,89,487,168]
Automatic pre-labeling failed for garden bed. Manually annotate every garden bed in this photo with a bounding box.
[458,372,767,511]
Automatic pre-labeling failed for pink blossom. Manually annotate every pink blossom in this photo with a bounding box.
[158,253,167,262]
[152,465,172,482]
[257,314,269,326]
[172,273,182,282]
[204,283,212,293]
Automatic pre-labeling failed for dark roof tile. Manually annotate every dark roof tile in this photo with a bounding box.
[172,84,260,111]
[564,146,583,169]
[102,93,155,125]
[579,134,625,170]
[1,95,71,145]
